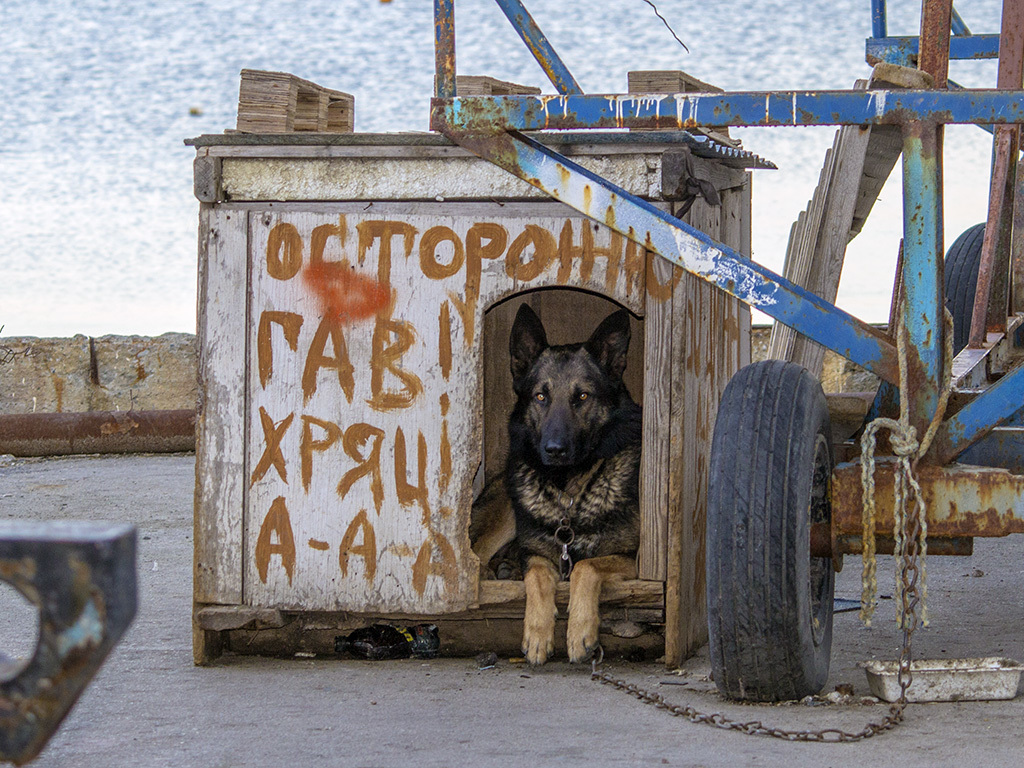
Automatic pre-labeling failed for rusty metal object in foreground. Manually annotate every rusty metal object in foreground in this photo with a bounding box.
[0,522,137,766]
[0,410,195,457]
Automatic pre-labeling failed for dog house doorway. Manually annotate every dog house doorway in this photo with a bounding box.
[480,288,646,497]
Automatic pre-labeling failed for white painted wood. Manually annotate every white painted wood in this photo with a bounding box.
[241,210,658,612]
[195,206,249,604]
[220,155,663,203]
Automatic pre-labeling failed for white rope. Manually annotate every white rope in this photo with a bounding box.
[859,307,953,627]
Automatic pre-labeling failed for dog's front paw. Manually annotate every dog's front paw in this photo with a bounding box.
[522,611,555,665]
[566,606,600,663]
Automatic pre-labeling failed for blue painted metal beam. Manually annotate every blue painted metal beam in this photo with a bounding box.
[900,122,946,440]
[932,359,1024,463]
[951,5,972,37]
[438,127,901,383]
[431,88,1024,133]
[867,34,1000,65]
[493,0,582,95]
[871,0,887,39]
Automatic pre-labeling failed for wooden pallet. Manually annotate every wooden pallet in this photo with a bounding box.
[455,75,540,96]
[767,63,935,375]
[236,69,354,133]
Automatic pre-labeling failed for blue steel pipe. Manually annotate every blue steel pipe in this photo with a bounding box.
[900,122,946,439]
[871,0,888,38]
[493,0,582,95]
[439,127,901,383]
[434,89,1024,133]
[867,34,1000,64]
[951,5,972,36]
[933,360,1024,463]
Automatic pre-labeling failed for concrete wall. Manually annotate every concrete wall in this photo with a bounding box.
[0,328,877,416]
[0,334,197,415]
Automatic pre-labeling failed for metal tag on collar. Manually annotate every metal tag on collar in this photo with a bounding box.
[554,516,575,579]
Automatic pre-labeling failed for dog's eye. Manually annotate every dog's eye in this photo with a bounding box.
[535,392,546,403]
[577,392,589,403]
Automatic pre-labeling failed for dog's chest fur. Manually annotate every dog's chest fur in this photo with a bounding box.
[509,444,641,563]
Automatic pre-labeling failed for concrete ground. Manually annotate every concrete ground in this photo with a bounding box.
[2,453,1024,767]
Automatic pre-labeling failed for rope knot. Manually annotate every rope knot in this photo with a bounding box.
[887,426,919,459]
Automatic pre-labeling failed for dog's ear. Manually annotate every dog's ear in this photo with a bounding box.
[510,304,548,383]
[586,309,631,380]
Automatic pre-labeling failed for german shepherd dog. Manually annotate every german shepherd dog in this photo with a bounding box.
[472,304,642,665]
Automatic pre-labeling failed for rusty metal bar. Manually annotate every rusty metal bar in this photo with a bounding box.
[434,0,456,99]
[0,410,195,457]
[969,0,1024,346]
[919,0,953,87]
[0,522,137,766]
[493,0,582,95]
[832,458,1024,538]
[1014,159,1024,314]
[972,126,1019,344]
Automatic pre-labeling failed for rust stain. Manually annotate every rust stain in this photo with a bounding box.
[99,416,139,436]
[51,375,64,413]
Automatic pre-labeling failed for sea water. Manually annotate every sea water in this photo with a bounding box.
[0,0,1003,337]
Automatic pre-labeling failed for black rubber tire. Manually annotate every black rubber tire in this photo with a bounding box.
[943,222,985,355]
[707,360,835,702]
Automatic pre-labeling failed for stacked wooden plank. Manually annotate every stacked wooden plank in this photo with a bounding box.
[236,69,354,133]
[455,75,541,96]
[628,70,737,147]
[767,63,934,376]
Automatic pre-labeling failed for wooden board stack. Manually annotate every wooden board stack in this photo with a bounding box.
[236,69,354,133]
[455,75,541,96]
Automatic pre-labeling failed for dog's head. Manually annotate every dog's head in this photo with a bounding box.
[508,304,632,468]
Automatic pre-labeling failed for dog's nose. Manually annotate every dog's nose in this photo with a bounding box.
[543,440,568,462]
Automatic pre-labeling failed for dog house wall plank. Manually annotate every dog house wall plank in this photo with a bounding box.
[664,189,751,666]
[194,205,249,606]
[639,254,676,581]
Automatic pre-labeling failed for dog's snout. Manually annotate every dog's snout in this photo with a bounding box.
[543,439,568,462]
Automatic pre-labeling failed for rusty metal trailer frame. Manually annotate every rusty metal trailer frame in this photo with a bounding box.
[430,0,1024,553]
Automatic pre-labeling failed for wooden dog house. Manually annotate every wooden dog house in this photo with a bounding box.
[190,76,763,666]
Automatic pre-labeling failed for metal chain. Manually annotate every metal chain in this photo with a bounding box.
[591,654,909,742]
